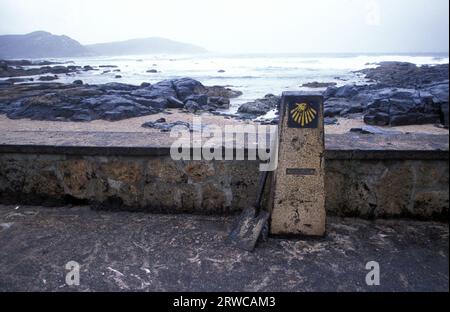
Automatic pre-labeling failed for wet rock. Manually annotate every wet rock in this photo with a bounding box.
[204,85,243,99]
[440,103,449,127]
[0,77,242,122]
[323,86,338,98]
[131,81,176,100]
[237,94,281,116]
[209,96,230,108]
[83,65,94,71]
[364,112,390,126]
[321,62,449,127]
[73,80,83,85]
[0,80,13,86]
[184,100,201,113]
[3,77,34,84]
[0,59,94,78]
[48,66,71,74]
[146,69,157,73]
[324,117,338,125]
[335,85,359,98]
[115,75,122,79]
[357,62,449,88]
[302,81,337,88]
[100,82,140,92]
[142,119,192,132]
[0,59,33,66]
[218,69,226,73]
[172,78,206,101]
[38,75,58,81]
[349,125,402,135]
[167,96,185,109]
[184,94,208,106]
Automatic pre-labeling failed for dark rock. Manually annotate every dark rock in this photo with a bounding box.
[115,75,122,79]
[146,69,158,73]
[335,85,359,98]
[324,105,344,118]
[440,103,449,127]
[0,59,33,66]
[424,82,449,103]
[184,100,200,113]
[323,86,338,98]
[324,117,338,125]
[184,94,208,106]
[218,70,226,73]
[209,96,230,108]
[350,125,402,135]
[416,114,441,125]
[340,104,364,116]
[131,81,176,99]
[172,77,206,101]
[38,75,58,81]
[319,62,450,127]
[49,66,71,74]
[0,60,94,78]
[0,77,242,122]
[4,77,34,84]
[237,94,281,116]
[99,65,118,68]
[364,112,390,126]
[389,113,421,126]
[367,98,390,113]
[204,85,243,98]
[99,82,140,92]
[0,80,13,86]
[167,96,185,109]
[73,80,83,85]
[142,120,191,132]
[128,97,168,109]
[140,82,151,88]
[357,62,449,88]
[83,65,94,71]
[302,81,337,88]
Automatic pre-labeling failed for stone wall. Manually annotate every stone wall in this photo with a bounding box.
[0,153,260,214]
[326,159,449,220]
[0,151,448,220]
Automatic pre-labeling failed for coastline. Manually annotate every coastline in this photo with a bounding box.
[1,58,449,133]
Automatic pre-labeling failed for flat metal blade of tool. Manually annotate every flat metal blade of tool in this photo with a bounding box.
[226,208,270,252]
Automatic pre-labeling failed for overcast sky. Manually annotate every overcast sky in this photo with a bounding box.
[0,0,448,53]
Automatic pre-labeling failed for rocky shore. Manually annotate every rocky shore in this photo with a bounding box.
[0,60,448,129]
[236,62,449,128]
[0,59,96,83]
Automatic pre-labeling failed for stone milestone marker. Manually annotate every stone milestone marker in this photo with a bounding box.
[271,91,326,236]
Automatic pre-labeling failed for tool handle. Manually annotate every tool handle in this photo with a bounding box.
[254,170,269,211]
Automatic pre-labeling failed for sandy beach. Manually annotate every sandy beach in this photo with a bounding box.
[0,112,447,136]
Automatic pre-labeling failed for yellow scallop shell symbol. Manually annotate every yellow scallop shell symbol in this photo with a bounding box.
[291,102,317,127]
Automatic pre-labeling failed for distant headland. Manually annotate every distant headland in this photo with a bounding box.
[0,31,207,59]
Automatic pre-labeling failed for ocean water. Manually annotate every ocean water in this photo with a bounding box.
[21,53,450,113]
